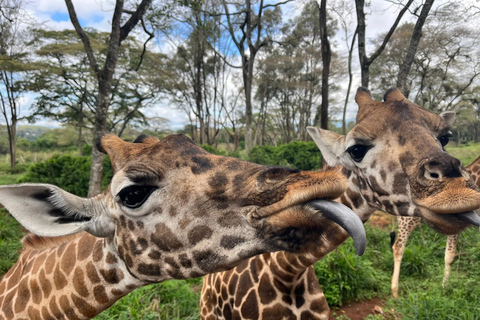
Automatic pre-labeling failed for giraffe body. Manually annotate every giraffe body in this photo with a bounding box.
[201,88,480,320]
[0,134,364,319]
[391,155,480,298]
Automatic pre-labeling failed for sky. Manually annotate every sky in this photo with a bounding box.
[18,0,450,131]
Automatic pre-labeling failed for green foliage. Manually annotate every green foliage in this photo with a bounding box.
[248,141,322,170]
[94,279,201,320]
[17,155,113,197]
[315,226,388,307]
[0,209,23,275]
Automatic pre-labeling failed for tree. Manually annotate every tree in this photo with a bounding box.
[355,0,414,87]
[65,0,155,196]
[317,0,331,130]
[220,0,288,154]
[0,0,37,167]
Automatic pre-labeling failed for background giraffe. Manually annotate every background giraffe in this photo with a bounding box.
[0,134,366,320]
[200,87,480,320]
[391,154,480,298]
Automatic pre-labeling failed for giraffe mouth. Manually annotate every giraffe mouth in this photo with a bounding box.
[306,200,367,256]
[420,209,480,234]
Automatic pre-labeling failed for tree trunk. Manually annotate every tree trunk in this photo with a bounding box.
[318,0,331,130]
[343,28,357,135]
[8,122,16,168]
[244,55,254,154]
[396,0,435,96]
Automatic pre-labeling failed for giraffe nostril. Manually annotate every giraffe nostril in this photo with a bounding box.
[429,172,440,179]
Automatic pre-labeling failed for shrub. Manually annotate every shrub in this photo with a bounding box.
[18,155,113,197]
[248,141,322,170]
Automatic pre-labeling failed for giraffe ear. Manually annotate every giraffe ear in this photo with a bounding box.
[307,126,346,167]
[0,184,115,238]
[440,111,456,127]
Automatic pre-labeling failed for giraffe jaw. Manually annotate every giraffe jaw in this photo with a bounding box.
[420,209,480,234]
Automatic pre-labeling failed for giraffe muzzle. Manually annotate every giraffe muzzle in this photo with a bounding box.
[306,200,367,256]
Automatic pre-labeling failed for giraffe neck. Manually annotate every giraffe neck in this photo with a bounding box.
[0,232,144,320]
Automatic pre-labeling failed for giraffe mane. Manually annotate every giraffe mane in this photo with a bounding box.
[21,232,84,250]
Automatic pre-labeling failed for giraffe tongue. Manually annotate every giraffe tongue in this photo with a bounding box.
[454,211,480,226]
[306,200,367,256]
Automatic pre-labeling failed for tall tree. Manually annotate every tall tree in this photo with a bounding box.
[317,0,331,130]
[355,0,414,87]
[65,0,153,196]
[0,0,36,167]
[396,0,435,95]
[220,0,288,154]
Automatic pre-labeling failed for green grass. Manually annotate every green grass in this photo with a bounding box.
[446,141,480,165]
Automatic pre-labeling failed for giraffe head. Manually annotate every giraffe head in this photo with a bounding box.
[308,88,480,235]
[0,134,365,283]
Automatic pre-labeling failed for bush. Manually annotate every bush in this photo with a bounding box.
[248,141,322,170]
[18,155,113,197]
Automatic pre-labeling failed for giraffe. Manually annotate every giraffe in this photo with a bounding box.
[200,87,480,320]
[391,154,480,298]
[0,134,368,320]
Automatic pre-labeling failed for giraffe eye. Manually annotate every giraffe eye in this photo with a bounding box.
[118,185,157,209]
[346,145,372,162]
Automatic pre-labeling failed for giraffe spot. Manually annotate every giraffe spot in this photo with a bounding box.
[398,134,407,146]
[44,252,56,275]
[56,242,68,258]
[77,235,96,261]
[382,200,394,214]
[93,285,109,304]
[136,220,145,229]
[127,219,135,231]
[151,223,183,252]
[188,225,213,244]
[234,272,253,308]
[193,250,226,272]
[370,175,389,196]
[49,296,61,318]
[223,303,233,319]
[27,306,41,319]
[169,206,178,217]
[179,217,192,229]
[14,277,31,313]
[86,261,101,284]
[217,211,244,228]
[310,297,329,314]
[282,295,293,305]
[138,237,148,250]
[73,267,89,298]
[111,288,124,296]
[106,252,118,264]
[30,278,42,304]
[228,273,239,296]
[148,250,162,260]
[41,305,53,319]
[191,156,214,174]
[178,253,192,268]
[59,295,80,320]
[220,236,247,250]
[54,265,68,290]
[137,263,161,276]
[100,268,124,284]
[92,240,104,262]
[61,242,77,276]
[241,290,259,319]
[393,173,408,194]
[38,269,52,300]
[295,295,305,308]
[31,252,47,275]
[2,290,15,318]
[259,273,276,305]
[119,215,127,228]
[262,303,295,319]
[221,285,229,301]
[71,293,97,318]
[208,172,229,189]
[300,310,318,320]
[249,258,259,283]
